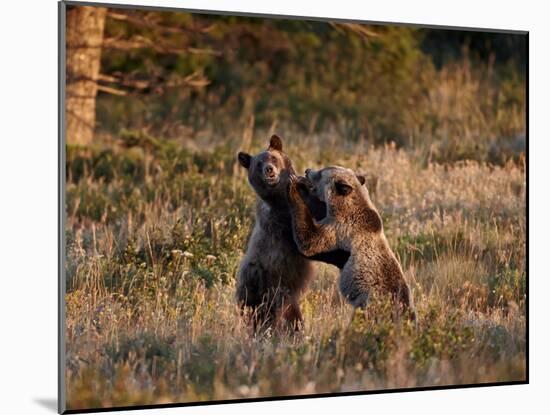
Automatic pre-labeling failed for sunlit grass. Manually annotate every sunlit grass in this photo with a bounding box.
[65,132,526,410]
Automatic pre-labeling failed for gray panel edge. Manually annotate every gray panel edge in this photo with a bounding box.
[63,0,528,35]
[58,1,67,413]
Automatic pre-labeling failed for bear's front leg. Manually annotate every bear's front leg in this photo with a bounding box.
[288,179,337,257]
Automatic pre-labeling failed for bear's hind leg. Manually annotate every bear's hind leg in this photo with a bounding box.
[236,262,275,331]
[282,296,304,332]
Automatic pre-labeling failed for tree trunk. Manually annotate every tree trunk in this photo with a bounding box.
[65,6,107,146]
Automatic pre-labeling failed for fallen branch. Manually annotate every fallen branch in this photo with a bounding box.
[107,11,217,35]
[102,36,221,56]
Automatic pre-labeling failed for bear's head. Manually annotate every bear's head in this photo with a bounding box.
[300,166,366,220]
[238,135,296,205]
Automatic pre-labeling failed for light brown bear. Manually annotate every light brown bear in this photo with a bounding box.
[288,166,415,320]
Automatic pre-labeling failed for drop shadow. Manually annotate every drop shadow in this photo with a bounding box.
[34,398,57,413]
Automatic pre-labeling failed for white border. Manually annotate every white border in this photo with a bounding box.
[1,1,546,414]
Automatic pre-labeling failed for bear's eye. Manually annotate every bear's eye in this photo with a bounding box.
[269,155,282,166]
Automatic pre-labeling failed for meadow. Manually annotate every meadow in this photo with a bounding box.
[63,8,526,409]
[64,128,526,410]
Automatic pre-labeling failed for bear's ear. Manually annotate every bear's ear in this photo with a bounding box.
[268,134,283,152]
[238,152,252,169]
[356,174,366,186]
[335,180,353,196]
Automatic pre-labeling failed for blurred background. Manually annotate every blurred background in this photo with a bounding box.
[66,5,526,164]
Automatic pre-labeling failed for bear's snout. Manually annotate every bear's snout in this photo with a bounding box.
[264,164,276,177]
[262,163,281,186]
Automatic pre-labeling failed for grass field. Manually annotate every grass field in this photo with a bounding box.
[64,131,526,410]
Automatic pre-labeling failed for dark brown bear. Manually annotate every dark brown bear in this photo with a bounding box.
[236,135,349,331]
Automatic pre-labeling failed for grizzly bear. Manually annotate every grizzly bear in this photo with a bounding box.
[288,166,415,320]
[236,135,349,331]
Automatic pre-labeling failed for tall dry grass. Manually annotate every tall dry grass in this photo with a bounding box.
[64,130,526,410]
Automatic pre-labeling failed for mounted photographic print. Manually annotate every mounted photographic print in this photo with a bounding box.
[58,1,528,413]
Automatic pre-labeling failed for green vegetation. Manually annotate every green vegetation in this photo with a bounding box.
[96,10,525,162]
[65,134,525,409]
[65,8,526,411]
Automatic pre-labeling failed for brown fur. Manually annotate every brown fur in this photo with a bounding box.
[289,166,415,320]
[236,136,350,331]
